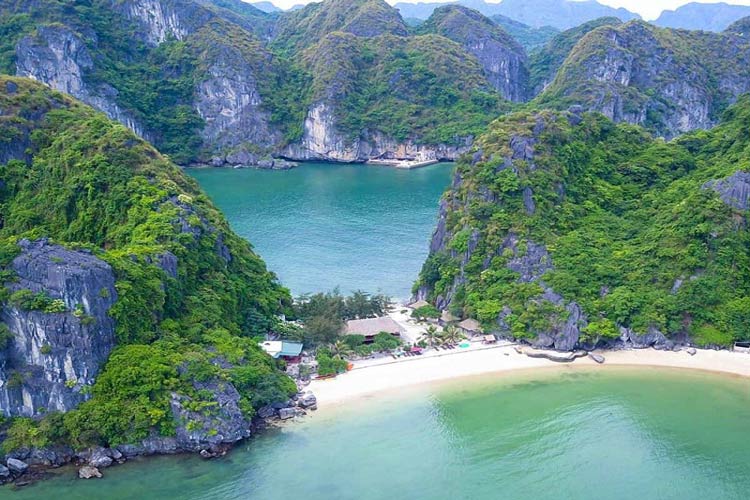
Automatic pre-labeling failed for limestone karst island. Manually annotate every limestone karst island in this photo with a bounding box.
[1,0,750,497]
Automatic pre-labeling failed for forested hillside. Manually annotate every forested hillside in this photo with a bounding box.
[415,97,750,351]
[0,76,294,452]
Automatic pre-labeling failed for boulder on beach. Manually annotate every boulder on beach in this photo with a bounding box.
[78,466,102,479]
[298,393,317,408]
[588,353,605,364]
[686,347,697,356]
[523,348,587,363]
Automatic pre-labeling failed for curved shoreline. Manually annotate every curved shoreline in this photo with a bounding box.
[308,345,750,406]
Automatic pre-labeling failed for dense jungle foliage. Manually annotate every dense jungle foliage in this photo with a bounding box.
[416,99,750,348]
[0,77,295,449]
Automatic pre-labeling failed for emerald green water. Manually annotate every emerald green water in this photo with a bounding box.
[6,368,750,499]
[187,162,454,299]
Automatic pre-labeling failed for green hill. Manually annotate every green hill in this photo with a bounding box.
[0,76,294,451]
[415,95,750,350]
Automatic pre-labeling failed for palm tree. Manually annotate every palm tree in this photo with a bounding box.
[441,324,464,345]
[422,325,440,348]
[328,339,353,359]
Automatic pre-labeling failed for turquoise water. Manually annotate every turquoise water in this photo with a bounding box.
[6,367,750,499]
[187,162,454,300]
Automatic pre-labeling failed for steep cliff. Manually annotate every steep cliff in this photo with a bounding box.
[528,17,622,95]
[0,77,294,452]
[0,240,117,416]
[292,32,509,161]
[2,0,517,165]
[271,0,408,54]
[415,99,750,351]
[419,5,529,102]
[2,0,305,166]
[535,20,750,138]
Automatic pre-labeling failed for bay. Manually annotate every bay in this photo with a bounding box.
[7,368,750,499]
[188,162,454,300]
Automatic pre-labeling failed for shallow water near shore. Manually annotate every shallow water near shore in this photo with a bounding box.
[5,367,750,499]
[188,162,454,299]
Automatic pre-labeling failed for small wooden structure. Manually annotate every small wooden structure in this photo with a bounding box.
[410,300,430,310]
[482,334,497,345]
[345,317,405,344]
[259,341,304,363]
[458,318,483,336]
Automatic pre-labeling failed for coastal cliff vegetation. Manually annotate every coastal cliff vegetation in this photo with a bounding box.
[0,77,294,450]
[416,98,750,349]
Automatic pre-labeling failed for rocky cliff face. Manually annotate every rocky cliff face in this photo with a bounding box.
[191,26,286,164]
[9,0,287,166]
[15,25,149,139]
[0,240,117,417]
[0,76,295,456]
[283,102,473,162]
[114,0,194,45]
[538,20,750,138]
[419,5,529,102]
[414,116,587,350]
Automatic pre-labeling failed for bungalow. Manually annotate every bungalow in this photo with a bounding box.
[259,340,304,363]
[345,317,405,344]
[410,300,430,310]
[441,310,457,324]
[458,318,483,336]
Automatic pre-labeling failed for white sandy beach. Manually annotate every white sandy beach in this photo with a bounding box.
[308,343,750,406]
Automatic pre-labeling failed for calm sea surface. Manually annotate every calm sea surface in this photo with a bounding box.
[6,367,750,499]
[187,162,454,300]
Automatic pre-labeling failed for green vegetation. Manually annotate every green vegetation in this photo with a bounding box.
[270,0,408,55]
[416,98,750,347]
[490,15,559,51]
[304,32,512,144]
[527,17,621,93]
[533,20,750,137]
[315,348,349,377]
[411,304,440,321]
[0,0,307,163]
[286,289,391,346]
[9,289,66,313]
[0,76,294,450]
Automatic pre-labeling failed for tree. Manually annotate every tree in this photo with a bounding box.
[302,315,343,346]
[422,325,440,347]
[327,339,353,359]
[412,304,440,322]
[440,324,464,345]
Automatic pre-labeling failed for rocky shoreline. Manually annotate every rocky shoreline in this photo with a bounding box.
[191,155,299,170]
[0,390,317,488]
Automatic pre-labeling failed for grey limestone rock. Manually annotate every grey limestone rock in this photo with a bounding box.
[6,458,28,474]
[703,171,750,211]
[0,239,117,417]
